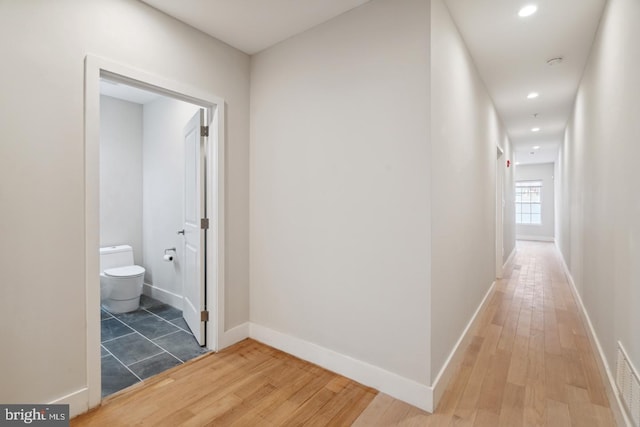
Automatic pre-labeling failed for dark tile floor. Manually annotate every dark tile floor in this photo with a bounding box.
[101,295,208,398]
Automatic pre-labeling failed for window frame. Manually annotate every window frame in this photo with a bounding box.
[515,180,542,225]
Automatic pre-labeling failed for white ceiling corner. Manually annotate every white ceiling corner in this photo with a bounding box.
[139,0,372,55]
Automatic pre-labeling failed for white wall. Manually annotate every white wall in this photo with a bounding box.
[142,97,199,304]
[99,95,143,264]
[430,0,507,380]
[251,0,431,386]
[515,163,555,241]
[0,0,249,409]
[557,0,640,393]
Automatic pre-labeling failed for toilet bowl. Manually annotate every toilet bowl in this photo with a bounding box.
[100,245,146,313]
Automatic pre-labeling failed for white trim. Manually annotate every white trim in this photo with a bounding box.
[84,55,102,412]
[49,388,88,418]
[84,54,226,414]
[142,283,183,310]
[249,323,432,411]
[431,280,496,408]
[220,322,250,349]
[557,248,632,427]
[516,235,554,242]
[208,102,226,356]
[503,246,517,270]
[496,147,504,279]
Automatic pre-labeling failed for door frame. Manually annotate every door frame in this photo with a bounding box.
[84,55,225,409]
[496,145,504,279]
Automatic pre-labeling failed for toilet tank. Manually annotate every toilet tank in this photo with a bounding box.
[100,245,134,272]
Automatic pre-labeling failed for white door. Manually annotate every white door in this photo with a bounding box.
[182,109,206,345]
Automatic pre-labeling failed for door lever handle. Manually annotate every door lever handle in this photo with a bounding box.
[177,229,185,235]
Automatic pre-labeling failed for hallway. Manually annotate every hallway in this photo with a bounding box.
[71,241,617,426]
[356,241,617,426]
[442,240,615,425]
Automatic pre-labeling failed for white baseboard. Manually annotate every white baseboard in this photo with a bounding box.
[431,280,496,408]
[557,248,631,427]
[143,283,183,310]
[249,323,432,412]
[503,246,517,270]
[220,321,250,350]
[516,235,555,242]
[49,387,88,418]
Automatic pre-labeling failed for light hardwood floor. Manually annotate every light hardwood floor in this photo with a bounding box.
[72,338,376,426]
[354,241,617,426]
[72,241,616,426]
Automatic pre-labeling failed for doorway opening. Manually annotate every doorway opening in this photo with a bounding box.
[98,80,209,397]
[85,55,225,407]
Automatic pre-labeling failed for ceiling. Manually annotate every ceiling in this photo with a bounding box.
[140,0,372,55]
[444,0,606,164]
[100,79,162,104]
[138,0,606,166]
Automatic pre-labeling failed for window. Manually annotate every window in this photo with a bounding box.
[516,181,542,225]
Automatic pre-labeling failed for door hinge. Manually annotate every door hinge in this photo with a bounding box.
[200,310,209,322]
[200,218,209,229]
[200,125,209,137]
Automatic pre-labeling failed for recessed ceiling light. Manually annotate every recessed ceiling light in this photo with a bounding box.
[531,127,540,132]
[515,162,521,165]
[533,145,541,149]
[527,92,539,99]
[518,4,538,17]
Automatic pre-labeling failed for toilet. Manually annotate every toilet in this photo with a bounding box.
[99,245,145,314]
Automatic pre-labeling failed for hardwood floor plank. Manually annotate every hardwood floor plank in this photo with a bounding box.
[435,335,484,416]
[351,393,395,427]
[497,382,525,427]
[523,381,545,427]
[453,324,501,419]
[562,348,588,389]
[279,387,336,426]
[545,399,571,427]
[477,350,512,413]
[326,388,377,426]
[593,403,616,427]
[544,352,568,403]
[507,335,529,386]
[566,384,599,426]
[526,330,545,383]
[544,307,563,355]
[473,409,499,427]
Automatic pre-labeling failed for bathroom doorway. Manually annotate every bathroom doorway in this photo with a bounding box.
[85,55,226,406]
[98,81,209,397]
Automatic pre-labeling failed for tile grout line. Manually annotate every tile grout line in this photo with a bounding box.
[121,322,188,364]
[102,345,143,382]
[141,306,180,323]
[101,331,137,344]
[152,329,184,342]
[126,350,173,369]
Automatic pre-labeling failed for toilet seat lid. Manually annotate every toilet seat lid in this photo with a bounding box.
[104,265,145,278]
